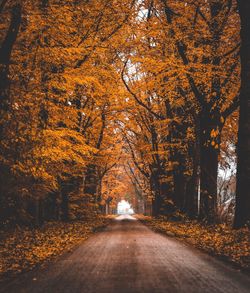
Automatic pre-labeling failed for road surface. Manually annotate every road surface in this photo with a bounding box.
[2,215,250,293]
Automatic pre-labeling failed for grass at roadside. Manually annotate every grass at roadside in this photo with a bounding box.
[0,216,111,282]
[137,214,250,271]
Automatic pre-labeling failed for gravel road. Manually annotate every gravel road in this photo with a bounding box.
[2,215,250,293]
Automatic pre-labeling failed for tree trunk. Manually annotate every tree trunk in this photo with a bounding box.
[151,196,163,216]
[185,157,199,218]
[151,171,175,216]
[60,182,70,221]
[172,171,185,209]
[84,164,98,197]
[185,171,199,218]
[199,112,221,223]
[184,127,200,218]
[172,152,186,211]
[35,198,44,226]
[96,177,103,212]
[234,1,250,228]
[151,174,161,217]
[0,5,22,217]
[0,4,22,119]
[199,145,218,222]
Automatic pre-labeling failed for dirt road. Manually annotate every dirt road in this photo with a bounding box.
[2,215,250,293]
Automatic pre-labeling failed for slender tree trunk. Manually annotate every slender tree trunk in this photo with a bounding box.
[0,4,22,120]
[173,144,186,212]
[96,177,103,212]
[35,198,44,226]
[185,148,199,218]
[173,170,185,209]
[0,4,22,135]
[234,1,250,228]
[0,4,22,222]
[60,180,72,221]
[61,190,69,221]
[151,172,161,216]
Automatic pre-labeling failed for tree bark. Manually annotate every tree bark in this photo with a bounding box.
[0,3,22,137]
[0,4,22,223]
[84,164,98,197]
[150,172,161,216]
[234,0,250,228]
[61,187,69,221]
[173,170,185,209]
[199,111,221,223]
[0,4,22,64]
[184,140,199,219]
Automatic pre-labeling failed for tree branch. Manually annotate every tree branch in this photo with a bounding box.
[222,95,239,118]
[121,61,164,120]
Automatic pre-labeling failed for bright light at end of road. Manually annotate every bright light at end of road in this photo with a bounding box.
[117,200,134,215]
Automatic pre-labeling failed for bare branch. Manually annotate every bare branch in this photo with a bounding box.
[221,43,240,59]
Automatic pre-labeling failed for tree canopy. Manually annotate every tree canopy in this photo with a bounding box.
[0,0,248,228]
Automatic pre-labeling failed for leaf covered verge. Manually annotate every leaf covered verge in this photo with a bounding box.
[0,216,111,282]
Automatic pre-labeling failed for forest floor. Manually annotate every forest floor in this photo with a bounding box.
[0,216,111,283]
[137,215,250,272]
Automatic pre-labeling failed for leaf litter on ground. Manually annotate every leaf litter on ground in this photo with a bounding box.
[0,216,111,282]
